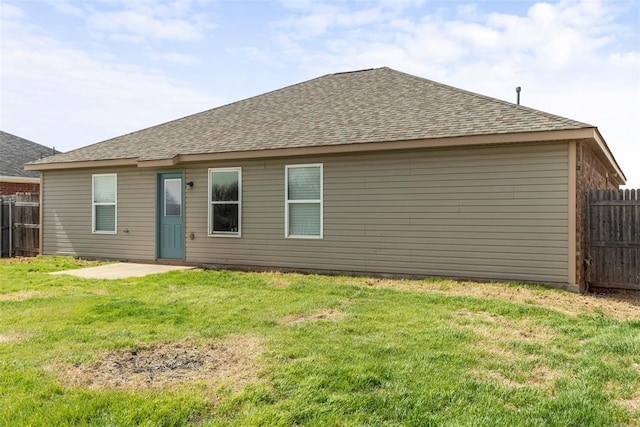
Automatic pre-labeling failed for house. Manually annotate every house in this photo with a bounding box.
[0,131,60,195]
[26,67,625,292]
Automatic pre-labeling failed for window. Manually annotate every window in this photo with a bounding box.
[164,178,182,216]
[286,164,323,238]
[92,173,117,233]
[209,168,241,236]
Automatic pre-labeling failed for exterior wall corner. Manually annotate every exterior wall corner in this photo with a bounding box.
[574,141,619,288]
[568,141,577,287]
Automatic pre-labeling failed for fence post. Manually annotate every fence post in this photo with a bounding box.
[8,196,13,257]
[0,197,3,257]
[585,191,591,288]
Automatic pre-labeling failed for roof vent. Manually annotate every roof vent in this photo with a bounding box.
[516,86,522,105]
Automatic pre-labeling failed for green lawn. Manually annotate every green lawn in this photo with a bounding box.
[1,257,638,426]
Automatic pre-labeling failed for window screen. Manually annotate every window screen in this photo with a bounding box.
[286,164,322,238]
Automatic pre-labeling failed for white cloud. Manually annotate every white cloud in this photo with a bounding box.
[25,1,215,62]
[67,0,216,42]
[0,2,22,19]
[88,9,209,42]
[42,0,84,17]
[274,2,404,39]
[267,0,639,186]
[0,7,218,149]
[446,22,501,50]
[150,51,200,65]
[486,1,616,69]
[229,46,286,67]
[272,0,634,76]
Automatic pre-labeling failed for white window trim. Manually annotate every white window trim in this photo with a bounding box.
[92,173,117,234]
[208,167,242,238]
[285,163,323,239]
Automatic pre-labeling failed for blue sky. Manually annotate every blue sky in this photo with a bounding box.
[1,0,638,186]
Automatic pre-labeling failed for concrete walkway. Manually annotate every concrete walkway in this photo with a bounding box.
[50,263,195,280]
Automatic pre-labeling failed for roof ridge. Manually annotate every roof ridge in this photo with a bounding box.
[0,130,60,153]
[1,130,38,146]
[332,68,377,75]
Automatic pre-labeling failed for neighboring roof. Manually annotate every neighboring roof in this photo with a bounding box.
[30,67,595,166]
[0,131,60,178]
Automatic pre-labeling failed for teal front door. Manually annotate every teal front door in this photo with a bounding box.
[157,172,185,259]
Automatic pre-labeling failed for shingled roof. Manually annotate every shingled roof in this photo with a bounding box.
[30,67,593,166]
[0,131,60,177]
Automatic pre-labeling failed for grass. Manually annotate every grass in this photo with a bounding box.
[1,256,639,426]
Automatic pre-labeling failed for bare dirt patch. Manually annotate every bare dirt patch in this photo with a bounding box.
[453,310,554,345]
[52,335,264,391]
[473,362,561,389]
[344,278,640,321]
[0,331,33,343]
[455,310,563,389]
[0,290,45,302]
[603,377,640,425]
[280,309,346,325]
[617,390,640,426]
[619,393,640,411]
[265,277,291,288]
[261,272,301,288]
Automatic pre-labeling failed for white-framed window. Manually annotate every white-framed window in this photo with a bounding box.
[285,163,323,239]
[209,167,241,237]
[92,173,117,234]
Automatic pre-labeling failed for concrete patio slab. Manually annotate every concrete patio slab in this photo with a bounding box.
[50,263,195,280]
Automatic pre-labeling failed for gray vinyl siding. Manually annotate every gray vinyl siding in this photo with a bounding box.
[185,142,569,284]
[41,142,568,284]
[42,167,157,260]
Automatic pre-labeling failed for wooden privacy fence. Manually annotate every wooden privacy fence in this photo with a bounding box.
[587,189,640,290]
[0,194,40,258]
